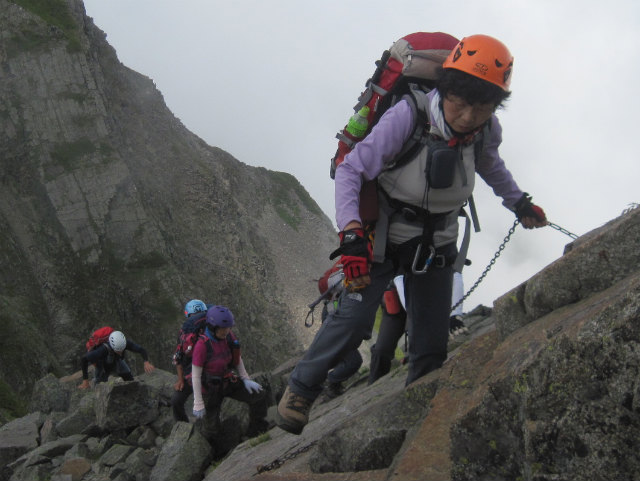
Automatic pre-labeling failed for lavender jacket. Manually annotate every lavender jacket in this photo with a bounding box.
[334,89,524,246]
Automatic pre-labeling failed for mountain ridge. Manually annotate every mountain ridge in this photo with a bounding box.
[0,0,336,415]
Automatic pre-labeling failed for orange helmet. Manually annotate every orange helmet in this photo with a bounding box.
[443,35,514,91]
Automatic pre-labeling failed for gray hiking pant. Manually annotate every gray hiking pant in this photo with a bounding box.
[289,242,455,400]
[327,348,363,384]
[321,302,363,384]
[368,306,407,385]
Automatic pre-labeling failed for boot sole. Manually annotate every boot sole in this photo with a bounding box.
[275,411,305,435]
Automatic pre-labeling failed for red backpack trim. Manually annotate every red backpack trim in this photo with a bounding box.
[330,32,459,226]
[86,326,115,351]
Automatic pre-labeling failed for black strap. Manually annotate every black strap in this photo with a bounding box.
[379,188,451,229]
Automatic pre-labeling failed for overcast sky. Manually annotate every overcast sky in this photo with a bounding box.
[82,0,639,310]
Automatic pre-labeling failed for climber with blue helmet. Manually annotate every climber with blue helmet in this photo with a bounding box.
[184,299,208,318]
[171,298,213,421]
[78,330,155,389]
[190,305,269,443]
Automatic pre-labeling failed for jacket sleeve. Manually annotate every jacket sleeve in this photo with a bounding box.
[334,100,415,230]
[475,116,524,210]
[81,345,107,380]
[192,364,205,411]
[124,340,149,362]
[236,357,250,380]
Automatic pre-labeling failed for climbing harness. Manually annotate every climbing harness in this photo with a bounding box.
[451,219,579,311]
[254,440,318,475]
[305,219,579,320]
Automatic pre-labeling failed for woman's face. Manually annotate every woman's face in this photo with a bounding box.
[214,326,231,339]
[442,95,495,134]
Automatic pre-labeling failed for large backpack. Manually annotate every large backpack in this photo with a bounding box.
[330,32,460,226]
[86,326,115,352]
[172,312,208,366]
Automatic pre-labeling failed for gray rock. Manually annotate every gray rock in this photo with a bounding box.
[150,406,174,438]
[149,422,213,481]
[5,434,86,481]
[98,444,134,467]
[124,447,157,480]
[28,374,71,414]
[95,381,158,431]
[56,394,98,438]
[308,377,436,473]
[494,208,640,338]
[142,369,177,407]
[0,412,42,477]
[126,425,156,449]
[56,457,91,481]
[451,272,640,480]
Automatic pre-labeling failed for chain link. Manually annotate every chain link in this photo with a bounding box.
[254,441,318,475]
[451,219,519,312]
[548,222,578,239]
[451,219,580,311]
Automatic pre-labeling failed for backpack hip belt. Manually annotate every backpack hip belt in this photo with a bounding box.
[373,186,451,269]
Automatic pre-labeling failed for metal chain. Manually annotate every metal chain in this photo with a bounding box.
[451,218,580,312]
[548,222,578,239]
[254,441,318,475]
[451,219,519,312]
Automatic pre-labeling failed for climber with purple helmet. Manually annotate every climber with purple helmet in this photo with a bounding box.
[190,305,268,443]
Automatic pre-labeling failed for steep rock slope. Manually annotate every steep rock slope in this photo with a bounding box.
[2,208,637,481]
[0,0,336,415]
[211,207,640,481]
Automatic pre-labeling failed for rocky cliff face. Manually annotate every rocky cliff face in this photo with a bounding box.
[1,206,638,481]
[0,0,336,416]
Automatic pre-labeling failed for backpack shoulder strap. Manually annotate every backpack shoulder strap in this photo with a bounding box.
[473,120,492,166]
[383,84,432,172]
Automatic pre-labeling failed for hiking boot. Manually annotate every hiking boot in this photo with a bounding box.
[276,386,313,435]
[449,315,469,340]
[325,381,344,399]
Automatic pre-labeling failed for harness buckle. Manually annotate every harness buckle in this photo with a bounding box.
[400,207,418,222]
[433,254,447,268]
[411,244,435,275]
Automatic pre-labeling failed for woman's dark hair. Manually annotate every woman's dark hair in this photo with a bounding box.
[436,68,511,108]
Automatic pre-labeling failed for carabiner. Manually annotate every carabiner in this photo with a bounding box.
[304,308,315,328]
[412,244,435,275]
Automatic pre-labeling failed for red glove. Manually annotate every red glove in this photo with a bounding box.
[514,193,547,228]
[329,229,372,282]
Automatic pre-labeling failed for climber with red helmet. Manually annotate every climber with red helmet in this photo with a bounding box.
[190,305,268,444]
[278,34,548,435]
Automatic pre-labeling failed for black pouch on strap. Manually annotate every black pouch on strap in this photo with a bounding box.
[426,140,458,189]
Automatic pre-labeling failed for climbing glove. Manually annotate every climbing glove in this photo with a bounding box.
[193,407,206,419]
[243,379,263,394]
[514,193,547,225]
[329,228,372,281]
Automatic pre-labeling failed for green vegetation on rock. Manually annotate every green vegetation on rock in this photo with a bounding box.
[266,170,322,230]
[9,0,81,52]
